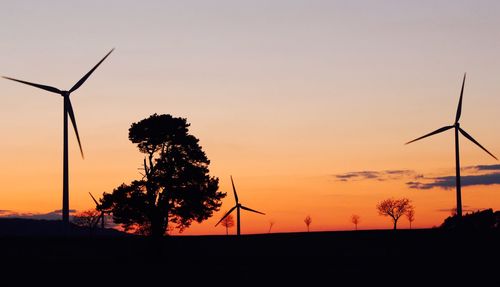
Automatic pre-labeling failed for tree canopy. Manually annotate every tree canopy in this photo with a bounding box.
[376,198,413,230]
[101,114,226,237]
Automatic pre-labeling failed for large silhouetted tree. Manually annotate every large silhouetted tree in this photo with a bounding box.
[377,198,413,230]
[101,114,226,237]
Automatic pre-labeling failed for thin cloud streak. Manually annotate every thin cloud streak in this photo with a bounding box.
[334,169,417,182]
[407,173,500,190]
[435,205,479,213]
[337,165,500,191]
[473,164,500,171]
[0,209,77,221]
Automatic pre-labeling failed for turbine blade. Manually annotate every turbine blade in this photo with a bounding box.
[215,206,237,227]
[405,126,454,145]
[230,175,239,204]
[66,98,84,159]
[455,73,466,123]
[89,192,99,206]
[459,127,498,160]
[2,76,61,94]
[69,48,114,93]
[240,205,265,215]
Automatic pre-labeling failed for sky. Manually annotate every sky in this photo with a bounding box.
[1,0,500,235]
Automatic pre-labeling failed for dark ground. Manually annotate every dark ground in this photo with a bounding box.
[0,221,498,285]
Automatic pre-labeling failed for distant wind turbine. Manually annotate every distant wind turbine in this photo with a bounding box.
[215,176,265,236]
[3,49,114,226]
[405,73,497,218]
[89,192,106,229]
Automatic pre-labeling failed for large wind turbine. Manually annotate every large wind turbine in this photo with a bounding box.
[3,49,114,226]
[215,176,265,236]
[406,73,497,218]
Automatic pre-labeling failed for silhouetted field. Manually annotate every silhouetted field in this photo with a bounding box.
[0,221,498,284]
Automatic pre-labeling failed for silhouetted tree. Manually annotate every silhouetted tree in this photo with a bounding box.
[220,212,235,235]
[268,220,275,233]
[304,215,312,232]
[73,209,100,230]
[376,198,413,230]
[351,214,360,230]
[406,207,415,229]
[101,114,226,237]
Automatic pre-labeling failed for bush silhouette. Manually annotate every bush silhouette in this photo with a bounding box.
[441,208,498,231]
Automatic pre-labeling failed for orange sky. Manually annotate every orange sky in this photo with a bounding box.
[1,1,500,235]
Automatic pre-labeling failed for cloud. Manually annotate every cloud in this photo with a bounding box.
[406,181,433,190]
[334,169,416,182]
[471,164,500,171]
[435,205,478,213]
[0,209,119,230]
[407,173,500,190]
[335,171,379,181]
[0,209,77,220]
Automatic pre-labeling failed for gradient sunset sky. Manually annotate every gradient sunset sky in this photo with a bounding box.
[1,1,500,235]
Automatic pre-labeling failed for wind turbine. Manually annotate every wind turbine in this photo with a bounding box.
[3,49,114,226]
[406,73,497,218]
[89,192,106,229]
[215,176,265,236]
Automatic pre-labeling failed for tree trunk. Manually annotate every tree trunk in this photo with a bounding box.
[393,220,397,230]
[151,218,165,238]
[150,207,167,238]
[226,225,228,236]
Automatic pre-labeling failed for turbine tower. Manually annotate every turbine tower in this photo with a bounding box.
[215,176,265,235]
[3,49,114,226]
[406,73,497,217]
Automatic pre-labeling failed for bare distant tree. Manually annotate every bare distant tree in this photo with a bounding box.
[351,214,360,230]
[406,207,415,229]
[268,220,275,233]
[376,198,413,230]
[220,212,235,235]
[304,215,312,232]
[73,209,100,229]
